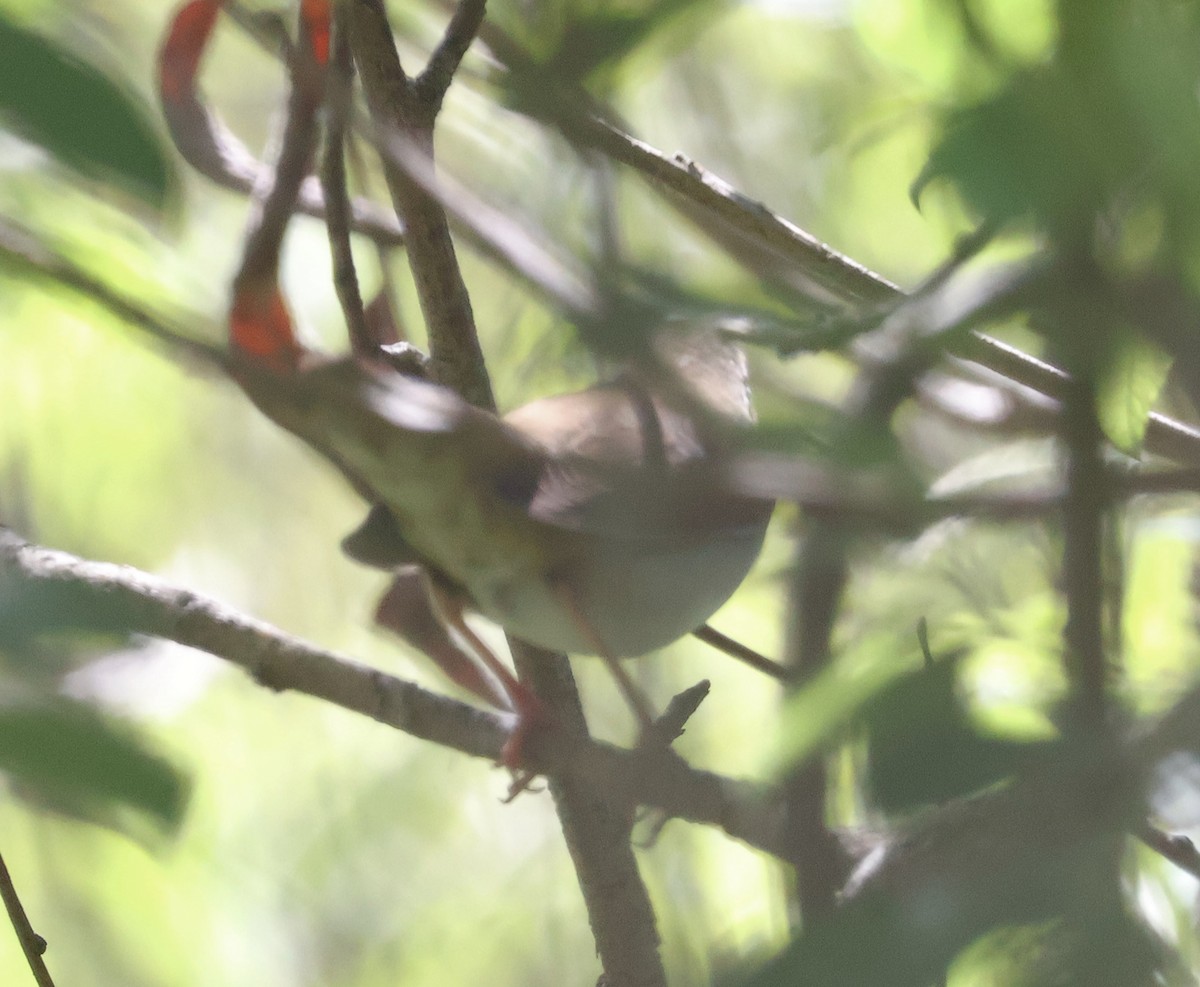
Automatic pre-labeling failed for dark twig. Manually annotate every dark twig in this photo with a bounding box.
[783,522,851,924]
[364,126,601,318]
[1059,364,1110,726]
[693,624,791,682]
[0,851,55,987]
[917,617,949,987]
[416,0,489,110]
[348,0,494,409]
[1137,823,1200,881]
[648,680,711,746]
[232,4,324,299]
[917,617,934,670]
[320,8,373,354]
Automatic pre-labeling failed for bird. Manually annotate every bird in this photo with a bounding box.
[233,325,775,743]
[155,0,775,754]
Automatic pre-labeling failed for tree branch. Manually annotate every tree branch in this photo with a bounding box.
[416,0,488,110]
[0,529,837,860]
[347,0,493,410]
[0,851,55,987]
[320,7,374,354]
[461,17,1200,468]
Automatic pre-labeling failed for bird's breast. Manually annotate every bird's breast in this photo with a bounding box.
[468,520,768,657]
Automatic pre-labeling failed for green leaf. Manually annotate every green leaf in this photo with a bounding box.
[915,67,1132,231]
[0,697,189,835]
[0,14,175,211]
[863,658,1045,812]
[1096,334,1172,454]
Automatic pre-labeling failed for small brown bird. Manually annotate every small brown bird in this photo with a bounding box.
[156,0,774,746]
[236,327,774,735]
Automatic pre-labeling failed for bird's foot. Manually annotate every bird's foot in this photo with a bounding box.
[499,679,552,802]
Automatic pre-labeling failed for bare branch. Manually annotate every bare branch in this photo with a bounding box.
[0,530,839,868]
[0,529,507,758]
[0,851,55,987]
[320,9,374,354]
[416,0,488,110]
[347,0,494,410]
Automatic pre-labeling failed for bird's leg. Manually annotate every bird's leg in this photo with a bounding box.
[423,579,548,777]
[551,581,658,737]
[373,568,513,711]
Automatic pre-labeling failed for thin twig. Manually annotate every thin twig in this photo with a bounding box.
[1059,363,1110,725]
[648,680,711,746]
[232,4,324,298]
[320,8,373,353]
[416,0,488,109]
[693,624,791,682]
[783,521,850,924]
[1137,823,1200,881]
[162,2,405,246]
[348,0,495,410]
[0,851,55,987]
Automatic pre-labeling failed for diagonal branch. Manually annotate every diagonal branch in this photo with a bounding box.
[0,528,827,867]
[462,18,1200,467]
[0,851,55,987]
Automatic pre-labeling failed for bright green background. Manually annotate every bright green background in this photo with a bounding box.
[3,1,1199,985]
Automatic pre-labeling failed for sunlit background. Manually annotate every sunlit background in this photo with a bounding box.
[5,0,1200,984]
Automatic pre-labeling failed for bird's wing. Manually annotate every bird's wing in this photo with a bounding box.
[504,382,771,544]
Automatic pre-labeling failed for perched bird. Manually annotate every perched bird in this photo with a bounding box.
[235,327,774,735]
[155,0,775,745]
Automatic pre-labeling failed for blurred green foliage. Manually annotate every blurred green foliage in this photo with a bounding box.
[0,13,175,213]
[4,0,1200,985]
